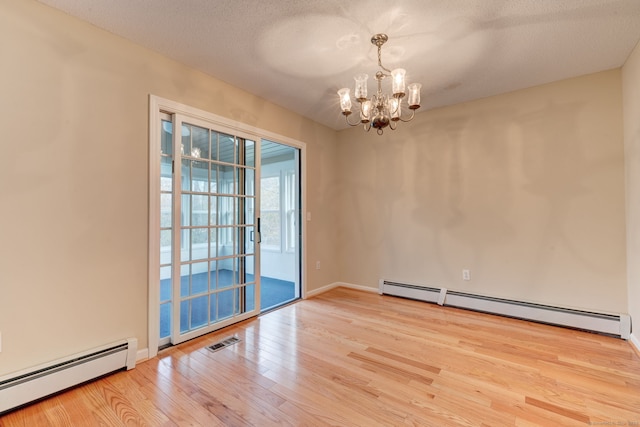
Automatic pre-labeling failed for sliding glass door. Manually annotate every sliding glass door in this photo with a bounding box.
[151,98,306,353]
[160,114,258,345]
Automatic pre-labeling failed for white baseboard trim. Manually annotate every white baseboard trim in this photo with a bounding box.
[337,282,379,293]
[136,348,149,364]
[630,333,640,354]
[305,282,378,298]
[305,282,340,298]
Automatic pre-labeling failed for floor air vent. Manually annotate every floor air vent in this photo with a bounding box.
[207,336,241,353]
[380,280,631,339]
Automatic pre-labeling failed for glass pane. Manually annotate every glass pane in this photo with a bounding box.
[217,289,234,320]
[181,124,191,158]
[191,195,208,226]
[209,228,217,257]
[219,197,235,226]
[218,258,234,288]
[234,228,245,255]
[233,257,242,284]
[180,264,190,297]
[236,198,245,227]
[180,228,190,262]
[209,197,218,226]
[235,287,244,315]
[180,300,189,333]
[245,139,255,167]
[161,120,173,155]
[210,164,218,193]
[219,165,235,194]
[191,125,210,159]
[210,131,219,161]
[191,296,208,329]
[245,255,255,282]
[244,168,255,196]
[217,227,234,258]
[219,133,235,163]
[160,302,171,339]
[160,157,172,191]
[181,194,191,227]
[236,168,244,196]
[245,285,255,312]
[245,226,255,255]
[209,294,218,321]
[181,159,191,191]
[210,260,218,289]
[262,211,281,247]
[160,266,172,301]
[192,228,209,245]
[191,228,208,260]
[246,197,255,225]
[191,261,208,295]
[160,230,171,264]
[160,193,172,228]
[191,160,208,192]
[261,176,280,210]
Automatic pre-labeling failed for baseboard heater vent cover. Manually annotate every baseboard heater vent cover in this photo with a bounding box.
[0,338,137,414]
[380,280,631,339]
[207,336,241,353]
[379,281,443,304]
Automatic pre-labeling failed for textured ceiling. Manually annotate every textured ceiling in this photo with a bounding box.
[37,0,640,130]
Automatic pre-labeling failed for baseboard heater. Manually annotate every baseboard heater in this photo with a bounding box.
[0,338,137,414]
[380,280,631,339]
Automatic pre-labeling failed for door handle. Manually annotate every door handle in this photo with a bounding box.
[257,217,261,243]
[250,219,261,243]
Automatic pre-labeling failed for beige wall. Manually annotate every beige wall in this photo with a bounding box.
[337,70,628,313]
[623,40,640,344]
[0,0,634,378]
[0,0,339,375]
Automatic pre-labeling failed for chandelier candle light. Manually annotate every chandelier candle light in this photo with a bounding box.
[338,34,421,135]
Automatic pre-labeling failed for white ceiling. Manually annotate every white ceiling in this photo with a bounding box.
[37,0,640,131]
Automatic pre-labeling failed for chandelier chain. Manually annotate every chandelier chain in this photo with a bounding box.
[377,44,391,74]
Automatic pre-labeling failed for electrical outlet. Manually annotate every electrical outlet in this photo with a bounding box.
[462,269,470,281]
[316,261,321,270]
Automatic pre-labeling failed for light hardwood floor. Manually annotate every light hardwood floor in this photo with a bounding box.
[2,288,640,426]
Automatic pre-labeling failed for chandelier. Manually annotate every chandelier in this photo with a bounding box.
[338,34,421,135]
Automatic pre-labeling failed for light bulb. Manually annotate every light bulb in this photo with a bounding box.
[391,68,406,96]
[361,100,372,123]
[354,74,368,100]
[408,83,422,109]
[337,88,352,113]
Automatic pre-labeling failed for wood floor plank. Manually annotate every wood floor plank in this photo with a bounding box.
[134,362,228,426]
[2,288,640,426]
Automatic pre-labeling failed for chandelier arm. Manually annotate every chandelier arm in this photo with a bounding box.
[344,113,361,127]
[397,108,417,123]
[389,120,397,131]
